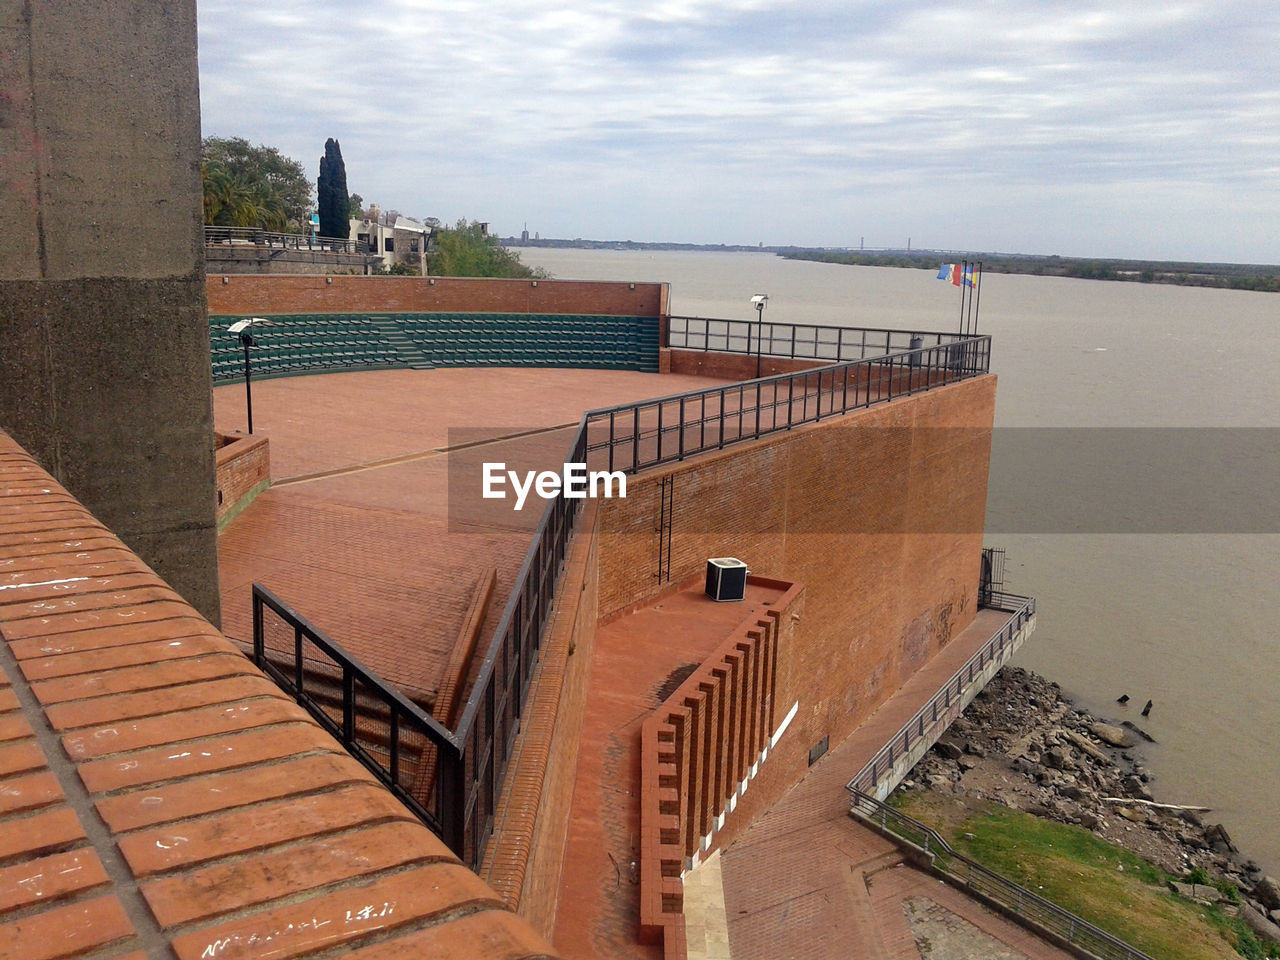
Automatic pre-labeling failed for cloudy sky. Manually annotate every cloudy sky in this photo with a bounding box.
[198,1,1279,262]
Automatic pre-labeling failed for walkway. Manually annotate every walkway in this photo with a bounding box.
[551,578,790,960]
[214,367,729,703]
[713,608,1074,960]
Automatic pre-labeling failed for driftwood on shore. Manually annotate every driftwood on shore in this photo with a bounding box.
[1100,797,1212,813]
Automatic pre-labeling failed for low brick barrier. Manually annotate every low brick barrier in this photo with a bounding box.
[638,578,803,958]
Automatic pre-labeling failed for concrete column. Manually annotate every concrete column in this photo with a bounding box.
[0,1,220,625]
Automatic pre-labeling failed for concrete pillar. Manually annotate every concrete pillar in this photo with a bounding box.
[0,1,220,625]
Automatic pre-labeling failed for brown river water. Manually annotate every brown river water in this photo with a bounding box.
[523,247,1280,873]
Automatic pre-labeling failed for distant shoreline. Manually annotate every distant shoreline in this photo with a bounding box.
[504,238,1280,293]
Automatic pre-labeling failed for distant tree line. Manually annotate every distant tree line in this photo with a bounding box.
[783,251,1280,293]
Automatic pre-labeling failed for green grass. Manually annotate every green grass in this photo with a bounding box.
[889,791,1265,960]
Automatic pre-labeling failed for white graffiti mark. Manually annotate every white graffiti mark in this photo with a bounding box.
[0,576,88,592]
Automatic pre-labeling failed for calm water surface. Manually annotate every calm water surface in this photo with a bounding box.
[524,248,1280,872]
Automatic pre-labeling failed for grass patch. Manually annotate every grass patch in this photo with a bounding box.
[890,791,1250,960]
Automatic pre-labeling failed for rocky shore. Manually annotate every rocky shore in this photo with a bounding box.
[895,666,1280,943]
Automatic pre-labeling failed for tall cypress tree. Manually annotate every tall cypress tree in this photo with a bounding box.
[317,138,350,239]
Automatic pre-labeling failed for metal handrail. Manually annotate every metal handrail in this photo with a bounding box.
[251,583,462,841]
[849,791,1154,960]
[846,595,1035,798]
[666,315,973,363]
[204,224,371,255]
[585,336,992,474]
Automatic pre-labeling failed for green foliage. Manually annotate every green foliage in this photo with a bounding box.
[348,193,364,220]
[374,261,420,276]
[892,791,1245,959]
[202,137,310,230]
[317,138,350,240]
[429,220,548,279]
[201,162,289,231]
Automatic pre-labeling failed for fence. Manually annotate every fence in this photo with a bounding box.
[848,792,1155,960]
[667,315,972,363]
[251,325,992,871]
[846,594,1035,799]
[205,224,368,255]
[586,335,991,473]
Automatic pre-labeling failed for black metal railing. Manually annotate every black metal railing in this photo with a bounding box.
[585,335,991,473]
[252,583,463,841]
[667,315,972,363]
[846,594,1035,799]
[204,224,371,256]
[251,332,991,871]
[849,791,1154,960]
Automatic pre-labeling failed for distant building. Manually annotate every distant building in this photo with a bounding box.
[352,204,432,274]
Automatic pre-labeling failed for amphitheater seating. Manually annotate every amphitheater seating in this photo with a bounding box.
[209,312,660,384]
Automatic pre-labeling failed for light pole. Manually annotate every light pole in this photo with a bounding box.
[750,294,768,378]
[227,318,270,434]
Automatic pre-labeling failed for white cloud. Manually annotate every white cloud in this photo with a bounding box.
[197,0,1280,260]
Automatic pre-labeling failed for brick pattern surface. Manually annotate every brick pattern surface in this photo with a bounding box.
[551,578,792,960]
[0,431,555,960]
[213,368,728,707]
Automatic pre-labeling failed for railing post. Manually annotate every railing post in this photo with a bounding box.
[342,666,355,744]
[252,588,264,665]
[294,626,303,699]
[438,745,467,862]
[678,396,686,460]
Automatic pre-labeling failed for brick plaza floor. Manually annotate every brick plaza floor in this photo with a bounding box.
[213,367,729,703]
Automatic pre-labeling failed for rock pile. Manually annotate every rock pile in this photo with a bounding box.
[896,666,1280,937]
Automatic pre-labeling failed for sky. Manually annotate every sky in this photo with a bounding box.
[197,1,1280,263]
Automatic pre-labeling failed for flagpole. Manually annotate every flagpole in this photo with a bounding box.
[958,258,967,335]
[972,260,983,336]
[965,260,974,336]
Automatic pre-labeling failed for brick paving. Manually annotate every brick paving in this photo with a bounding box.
[552,578,789,960]
[214,367,728,703]
[715,608,1076,960]
[0,429,555,959]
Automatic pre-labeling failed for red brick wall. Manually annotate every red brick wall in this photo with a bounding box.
[213,432,269,525]
[665,348,832,380]
[596,374,997,758]
[207,275,668,317]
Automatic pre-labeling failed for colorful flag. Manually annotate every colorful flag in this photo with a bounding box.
[951,264,964,286]
[937,263,954,280]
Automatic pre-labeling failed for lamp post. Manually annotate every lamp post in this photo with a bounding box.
[227,318,269,434]
[750,294,768,378]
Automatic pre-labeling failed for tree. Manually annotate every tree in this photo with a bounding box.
[429,219,547,279]
[317,138,350,240]
[348,193,364,220]
[201,137,310,230]
[201,162,288,231]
